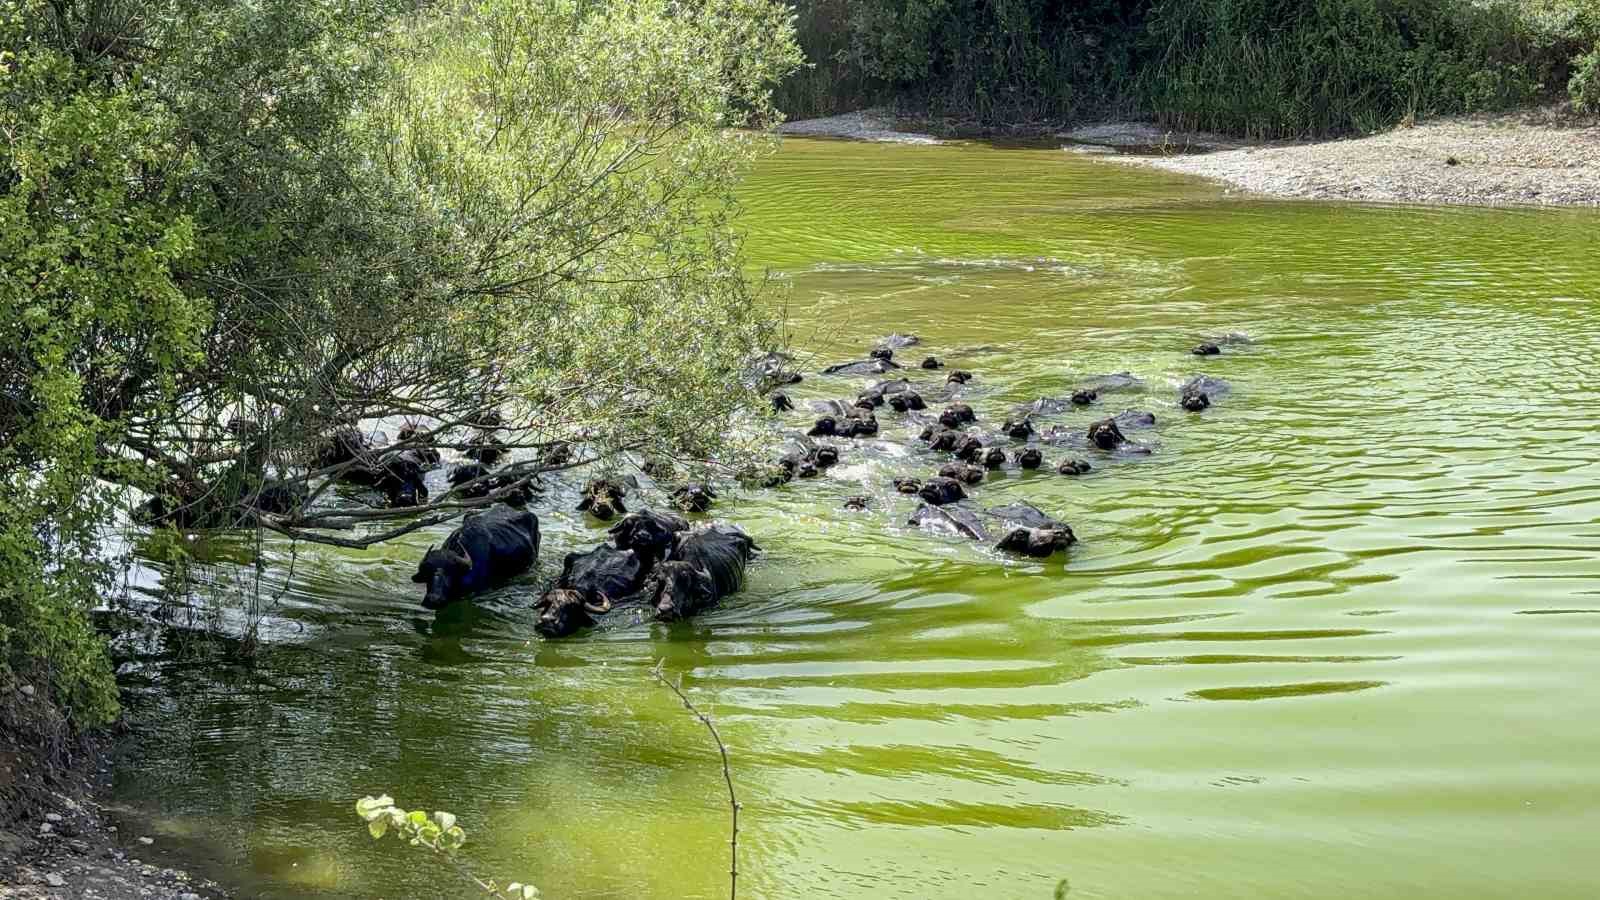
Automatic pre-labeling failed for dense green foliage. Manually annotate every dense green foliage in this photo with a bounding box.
[0,0,797,728]
[778,0,1600,135]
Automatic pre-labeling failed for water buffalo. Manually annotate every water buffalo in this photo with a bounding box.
[921,357,943,370]
[810,412,877,438]
[918,476,966,506]
[822,358,900,376]
[1180,390,1210,412]
[909,504,988,541]
[1014,448,1043,470]
[995,526,1077,558]
[939,462,985,485]
[1087,418,1128,451]
[645,525,759,621]
[1192,342,1221,356]
[448,463,493,498]
[608,508,690,568]
[982,447,1007,469]
[843,496,871,511]
[877,333,920,349]
[373,452,431,507]
[465,433,508,466]
[771,393,795,412]
[249,481,306,515]
[1182,374,1232,396]
[869,348,895,362]
[314,428,373,469]
[939,404,976,428]
[1003,418,1035,440]
[670,483,718,513]
[953,434,986,463]
[893,477,923,494]
[1014,398,1071,417]
[641,457,677,480]
[946,370,973,385]
[413,505,540,610]
[745,350,802,389]
[535,544,643,638]
[985,502,1063,530]
[397,422,443,467]
[1078,373,1143,394]
[577,478,629,521]
[888,391,926,412]
[1115,410,1158,429]
[813,445,840,468]
[1071,390,1097,406]
[1057,458,1092,476]
[540,442,573,467]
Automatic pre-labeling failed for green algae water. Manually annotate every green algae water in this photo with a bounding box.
[112,138,1600,899]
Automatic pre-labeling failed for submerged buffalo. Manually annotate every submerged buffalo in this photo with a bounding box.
[877,333,920,349]
[465,433,508,466]
[644,525,760,621]
[939,462,985,485]
[1180,390,1211,412]
[953,434,985,463]
[981,447,1007,469]
[869,348,895,362]
[909,504,988,541]
[1014,447,1043,469]
[448,462,492,498]
[1057,457,1092,476]
[771,392,795,413]
[1003,418,1035,440]
[670,483,718,513]
[1071,390,1097,406]
[995,526,1077,558]
[946,370,973,385]
[535,544,643,638]
[413,505,540,610]
[893,477,923,494]
[842,496,871,511]
[939,404,976,428]
[577,478,629,521]
[1192,342,1221,356]
[608,509,690,568]
[822,358,900,376]
[1087,418,1129,451]
[396,422,443,467]
[921,356,943,370]
[888,391,927,412]
[918,476,966,506]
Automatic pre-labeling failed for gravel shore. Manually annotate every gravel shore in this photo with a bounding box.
[777,108,941,144]
[1097,109,1600,206]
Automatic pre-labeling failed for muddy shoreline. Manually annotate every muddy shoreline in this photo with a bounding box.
[782,106,1600,207]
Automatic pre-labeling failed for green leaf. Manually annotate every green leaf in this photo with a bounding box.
[367,818,388,840]
[434,811,456,831]
[406,810,428,828]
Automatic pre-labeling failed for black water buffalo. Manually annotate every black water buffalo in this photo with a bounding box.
[540,441,573,467]
[939,404,977,428]
[888,391,926,412]
[946,370,973,385]
[249,481,307,515]
[1115,410,1158,429]
[535,544,644,637]
[745,350,802,389]
[372,452,431,507]
[918,476,966,506]
[1087,418,1129,451]
[314,428,373,469]
[641,457,677,480]
[909,504,988,541]
[810,412,877,438]
[1071,390,1098,406]
[448,463,493,498]
[982,447,1007,469]
[1182,374,1232,396]
[1079,372,1143,394]
[893,477,923,494]
[822,358,900,376]
[645,525,759,621]
[1192,342,1221,356]
[854,392,883,411]
[771,392,795,412]
[578,478,629,520]
[608,508,690,568]
[939,462,985,485]
[985,502,1063,530]
[1003,418,1035,440]
[413,506,540,610]
[397,422,443,467]
[1180,390,1211,412]
[869,348,895,362]
[921,356,943,370]
[465,433,508,466]
[812,445,840,468]
[842,496,871,511]
[877,333,920,349]
[1057,457,1092,476]
[953,434,985,463]
[921,427,960,452]
[670,483,718,513]
[1014,448,1044,469]
[995,526,1077,558]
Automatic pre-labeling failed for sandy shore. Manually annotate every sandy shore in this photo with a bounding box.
[777,108,941,144]
[1089,109,1600,207]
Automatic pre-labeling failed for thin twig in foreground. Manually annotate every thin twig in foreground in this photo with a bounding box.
[652,660,740,900]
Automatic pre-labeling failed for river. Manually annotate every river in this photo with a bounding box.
[112,137,1600,899]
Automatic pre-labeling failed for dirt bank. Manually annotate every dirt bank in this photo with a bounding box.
[777,108,941,144]
[0,682,226,900]
[1082,109,1600,206]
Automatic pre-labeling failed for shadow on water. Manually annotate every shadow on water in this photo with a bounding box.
[110,135,1600,899]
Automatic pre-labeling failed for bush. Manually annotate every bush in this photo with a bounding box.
[1572,43,1600,111]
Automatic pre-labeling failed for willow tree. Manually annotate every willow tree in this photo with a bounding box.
[0,0,799,723]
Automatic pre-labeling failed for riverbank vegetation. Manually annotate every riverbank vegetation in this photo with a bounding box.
[775,0,1600,136]
[0,0,798,737]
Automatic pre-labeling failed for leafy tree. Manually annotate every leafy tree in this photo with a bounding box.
[0,0,799,724]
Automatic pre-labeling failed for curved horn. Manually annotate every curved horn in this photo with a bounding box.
[583,593,613,615]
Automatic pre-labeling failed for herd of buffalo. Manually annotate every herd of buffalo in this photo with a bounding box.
[378,332,1239,638]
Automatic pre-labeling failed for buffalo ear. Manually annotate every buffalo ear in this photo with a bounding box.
[411,568,429,583]
[614,496,628,514]
[577,495,594,511]
[693,565,717,596]
[450,548,472,571]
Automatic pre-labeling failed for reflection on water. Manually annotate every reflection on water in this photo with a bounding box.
[114,137,1600,899]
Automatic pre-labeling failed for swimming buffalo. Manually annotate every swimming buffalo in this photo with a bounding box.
[946,370,973,385]
[1003,418,1035,440]
[608,508,691,568]
[535,544,643,638]
[1071,390,1097,406]
[893,477,923,494]
[645,525,760,621]
[397,422,443,467]
[1192,342,1221,356]
[1180,390,1210,411]
[982,447,1007,469]
[1057,458,1092,476]
[413,506,540,610]
[771,393,795,412]
[448,463,493,498]
[953,434,985,463]
[909,504,988,541]
[843,496,871,511]
[577,478,629,521]
[939,404,976,428]
[314,428,373,469]
[921,357,943,370]
[888,391,927,412]
[641,457,677,480]
[1087,418,1128,451]
[1014,448,1043,470]
[869,348,895,362]
[939,462,985,485]
[878,333,920,350]
[670,483,718,513]
[465,433,508,466]
[822,358,900,376]
[918,476,966,506]
[995,526,1077,558]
